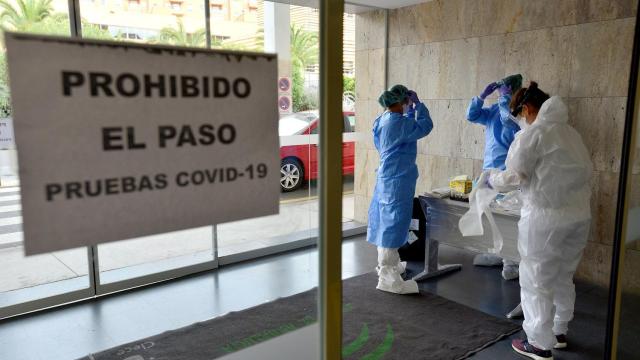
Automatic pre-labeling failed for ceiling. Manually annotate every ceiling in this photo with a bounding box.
[347,0,429,10]
[268,0,430,13]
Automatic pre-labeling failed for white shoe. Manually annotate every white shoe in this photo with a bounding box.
[473,253,503,266]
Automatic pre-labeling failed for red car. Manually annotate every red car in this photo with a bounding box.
[279,111,356,191]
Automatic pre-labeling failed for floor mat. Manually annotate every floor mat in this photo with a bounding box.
[80,273,520,360]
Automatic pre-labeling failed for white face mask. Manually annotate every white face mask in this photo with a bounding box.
[516,116,529,130]
[402,103,411,114]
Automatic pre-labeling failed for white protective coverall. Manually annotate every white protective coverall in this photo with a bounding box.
[489,96,593,351]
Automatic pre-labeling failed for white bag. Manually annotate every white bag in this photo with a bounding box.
[458,172,504,255]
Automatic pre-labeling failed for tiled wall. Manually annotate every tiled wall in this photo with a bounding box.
[354,0,639,288]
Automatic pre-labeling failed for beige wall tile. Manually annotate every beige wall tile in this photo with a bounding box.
[459,108,487,161]
[576,241,612,287]
[472,159,485,178]
[496,0,578,33]
[387,44,419,93]
[355,51,369,101]
[630,174,640,208]
[434,38,480,99]
[576,0,638,22]
[622,249,640,295]
[388,2,429,47]
[415,155,474,194]
[369,48,386,98]
[570,18,635,98]
[590,171,620,246]
[356,10,386,51]
[419,100,484,159]
[354,145,368,197]
[420,100,463,157]
[505,25,577,97]
[568,97,627,173]
[390,0,582,46]
[354,195,370,223]
[475,34,507,97]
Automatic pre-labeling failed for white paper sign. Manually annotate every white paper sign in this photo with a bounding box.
[0,118,15,149]
[5,33,280,255]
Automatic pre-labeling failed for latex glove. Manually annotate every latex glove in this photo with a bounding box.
[479,82,498,100]
[408,90,420,104]
[499,84,511,96]
[478,170,493,190]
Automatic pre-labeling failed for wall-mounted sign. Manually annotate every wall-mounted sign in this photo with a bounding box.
[278,96,291,112]
[278,77,291,92]
[0,118,15,150]
[5,32,280,255]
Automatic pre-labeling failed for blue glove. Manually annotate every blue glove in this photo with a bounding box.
[408,90,420,104]
[499,84,511,96]
[480,82,498,100]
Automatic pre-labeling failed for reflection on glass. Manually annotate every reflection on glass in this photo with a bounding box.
[615,104,640,359]
[78,0,214,281]
[0,0,91,310]
[80,0,206,47]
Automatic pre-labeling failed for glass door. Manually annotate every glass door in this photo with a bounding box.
[610,27,640,358]
[0,0,93,318]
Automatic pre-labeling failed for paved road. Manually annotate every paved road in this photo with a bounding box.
[280,175,354,202]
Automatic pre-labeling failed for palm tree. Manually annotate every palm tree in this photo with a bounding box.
[0,0,54,31]
[290,24,318,73]
[158,19,206,47]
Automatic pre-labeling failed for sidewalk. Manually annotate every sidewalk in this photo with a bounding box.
[0,189,356,293]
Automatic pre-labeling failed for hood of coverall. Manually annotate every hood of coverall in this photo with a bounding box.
[534,96,568,126]
[512,96,592,217]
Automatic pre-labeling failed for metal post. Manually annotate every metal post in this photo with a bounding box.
[383,9,389,89]
[605,3,640,357]
[67,0,82,38]
[212,224,219,260]
[319,1,343,359]
[204,0,212,48]
[88,245,100,295]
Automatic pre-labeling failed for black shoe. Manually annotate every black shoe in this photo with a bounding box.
[554,334,567,349]
[512,339,553,360]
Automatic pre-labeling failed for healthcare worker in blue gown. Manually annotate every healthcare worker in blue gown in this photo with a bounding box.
[367,87,433,294]
[466,74,522,280]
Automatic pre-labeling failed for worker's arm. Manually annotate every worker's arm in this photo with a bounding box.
[466,97,490,126]
[380,103,433,149]
[489,129,541,192]
[400,102,433,142]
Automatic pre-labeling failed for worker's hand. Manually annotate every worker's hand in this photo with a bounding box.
[408,90,420,105]
[480,170,494,189]
[480,82,499,100]
[499,84,512,96]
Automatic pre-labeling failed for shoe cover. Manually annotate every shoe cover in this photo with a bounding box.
[473,253,503,266]
[376,248,418,294]
[376,266,419,294]
[398,261,407,274]
[502,264,520,280]
[375,261,407,276]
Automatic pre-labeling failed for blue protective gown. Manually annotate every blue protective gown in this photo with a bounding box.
[367,103,433,248]
[466,95,520,170]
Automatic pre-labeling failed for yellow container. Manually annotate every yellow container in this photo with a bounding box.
[449,176,472,201]
[449,179,472,195]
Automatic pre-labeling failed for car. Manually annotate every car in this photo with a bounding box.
[279,110,356,192]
